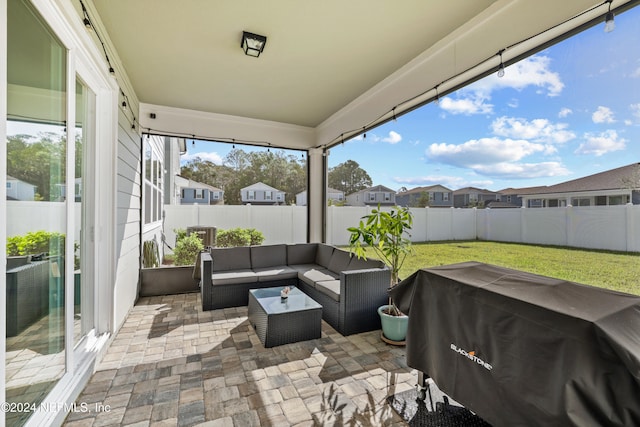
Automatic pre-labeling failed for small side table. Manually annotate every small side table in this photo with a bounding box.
[248,286,322,348]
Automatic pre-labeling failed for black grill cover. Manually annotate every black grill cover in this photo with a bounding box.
[390,262,640,427]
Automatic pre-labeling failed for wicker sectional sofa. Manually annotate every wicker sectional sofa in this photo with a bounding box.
[200,243,390,335]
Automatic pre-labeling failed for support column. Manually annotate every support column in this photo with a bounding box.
[307,148,325,243]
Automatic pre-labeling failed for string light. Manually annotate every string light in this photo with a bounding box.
[497,50,506,78]
[604,0,615,32]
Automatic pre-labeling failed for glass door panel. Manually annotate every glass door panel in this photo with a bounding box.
[74,78,95,347]
[6,0,67,425]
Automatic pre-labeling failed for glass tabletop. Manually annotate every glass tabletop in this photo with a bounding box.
[250,286,322,315]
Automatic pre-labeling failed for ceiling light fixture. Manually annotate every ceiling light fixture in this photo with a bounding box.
[241,31,267,57]
[604,0,615,32]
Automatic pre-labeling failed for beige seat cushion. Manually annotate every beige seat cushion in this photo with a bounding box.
[298,268,339,288]
[211,269,257,285]
[315,280,341,301]
[253,266,298,282]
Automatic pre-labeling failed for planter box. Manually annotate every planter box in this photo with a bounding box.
[140,265,199,297]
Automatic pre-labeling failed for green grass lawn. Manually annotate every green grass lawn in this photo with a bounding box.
[358,241,640,296]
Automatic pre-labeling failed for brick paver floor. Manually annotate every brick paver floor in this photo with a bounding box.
[63,292,415,426]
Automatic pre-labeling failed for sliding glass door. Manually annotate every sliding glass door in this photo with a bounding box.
[5,1,96,424]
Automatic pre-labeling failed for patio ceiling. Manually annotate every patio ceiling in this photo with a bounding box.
[92,0,628,149]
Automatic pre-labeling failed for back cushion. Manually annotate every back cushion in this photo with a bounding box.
[210,247,251,271]
[287,243,317,265]
[251,244,287,269]
[315,244,335,268]
[347,255,384,271]
[327,249,353,273]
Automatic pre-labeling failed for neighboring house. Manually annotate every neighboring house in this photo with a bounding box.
[164,138,187,205]
[453,187,501,208]
[346,185,396,206]
[516,162,640,208]
[296,188,345,206]
[241,182,286,205]
[175,175,224,205]
[6,175,37,201]
[396,185,453,207]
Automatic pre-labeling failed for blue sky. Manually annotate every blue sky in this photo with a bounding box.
[185,5,640,192]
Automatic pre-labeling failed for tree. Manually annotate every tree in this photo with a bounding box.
[328,160,372,196]
[180,148,307,205]
[7,132,81,201]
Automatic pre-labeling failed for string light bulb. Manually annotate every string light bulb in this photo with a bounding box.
[497,50,506,78]
[604,0,615,32]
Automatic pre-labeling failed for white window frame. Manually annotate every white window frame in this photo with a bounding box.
[195,188,204,199]
[265,191,272,200]
[143,135,164,227]
[248,190,255,200]
[443,192,449,201]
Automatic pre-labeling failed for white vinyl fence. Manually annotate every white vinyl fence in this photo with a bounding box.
[8,202,640,253]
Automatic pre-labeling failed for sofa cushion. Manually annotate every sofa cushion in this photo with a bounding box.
[298,268,339,288]
[346,255,384,271]
[315,280,341,302]
[327,249,353,274]
[211,269,257,285]
[253,265,298,282]
[315,244,335,268]
[210,247,252,271]
[251,244,287,269]
[287,243,317,265]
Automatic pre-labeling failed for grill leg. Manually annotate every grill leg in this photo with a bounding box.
[416,371,429,401]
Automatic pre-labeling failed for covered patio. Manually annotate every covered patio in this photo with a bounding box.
[63,293,414,426]
[3,0,640,425]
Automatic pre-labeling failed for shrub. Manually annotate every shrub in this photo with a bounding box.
[247,228,265,246]
[6,230,66,257]
[173,232,204,266]
[216,227,265,248]
[216,228,250,248]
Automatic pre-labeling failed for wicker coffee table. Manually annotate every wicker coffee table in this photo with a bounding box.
[248,286,322,348]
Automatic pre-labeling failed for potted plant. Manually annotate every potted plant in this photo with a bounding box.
[348,205,413,344]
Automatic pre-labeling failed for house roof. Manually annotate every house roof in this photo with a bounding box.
[518,163,640,196]
[241,182,283,192]
[498,186,548,196]
[398,185,452,195]
[89,1,618,149]
[176,175,223,192]
[348,185,396,196]
[453,187,499,195]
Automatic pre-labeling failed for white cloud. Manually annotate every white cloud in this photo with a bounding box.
[349,131,402,144]
[427,137,546,167]
[631,67,640,78]
[439,55,563,117]
[592,106,616,124]
[439,95,493,115]
[631,103,640,120]
[181,151,223,165]
[558,108,572,118]
[382,131,402,144]
[491,116,575,144]
[575,130,626,156]
[472,162,570,179]
[468,55,564,97]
